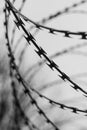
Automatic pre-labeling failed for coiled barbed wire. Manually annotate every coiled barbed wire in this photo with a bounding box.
[3,0,87,130]
[5,0,87,98]
[11,0,87,67]
[6,0,87,40]
[4,2,61,130]
[4,2,41,130]
[3,0,87,116]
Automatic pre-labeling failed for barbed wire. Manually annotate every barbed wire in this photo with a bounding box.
[11,0,27,45]
[20,0,87,32]
[12,0,87,65]
[4,2,61,130]
[4,1,87,130]
[9,53,60,130]
[24,0,87,34]
[5,0,87,98]
[4,7,87,116]
[37,0,87,24]
[24,42,87,78]
[12,0,87,52]
[8,60,87,116]
[4,3,41,130]
[4,4,23,130]
[23,42,87,86]
[6,0,87,40]
[35,73,87,95]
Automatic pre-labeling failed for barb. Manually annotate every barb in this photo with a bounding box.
[6,0,87,40]
[11,0,27,45]
[5,0,87,97]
